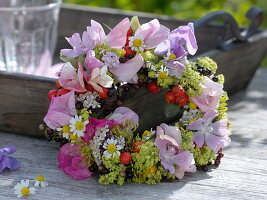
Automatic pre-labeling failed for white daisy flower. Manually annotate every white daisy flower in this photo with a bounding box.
[142,129,156,140]
[14,179,36,198]
[57,124,71,139]
[156,65,169,79]
[34,175,48,188]
[69,115,89,137]
[103,138,123,158]
[129,36,146,51]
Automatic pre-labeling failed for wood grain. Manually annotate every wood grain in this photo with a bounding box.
[0,68,267,200]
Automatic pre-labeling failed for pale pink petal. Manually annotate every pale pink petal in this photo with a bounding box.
[108,107,139,127]
[160,123,182,146]
[109,53,144,83]
[187,119,204,130]
[145,25,170,49]
[90,20,106,43]
[193,131,204,147]
[106,18,130,48]
[44,91,77,129]
[60,49,80,58]
[84,50,103,82]
[174,166,185,179]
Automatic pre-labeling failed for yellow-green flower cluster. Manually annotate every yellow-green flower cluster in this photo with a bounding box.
[217,74,225,85]
[131,141,170,184]
[217,92,229,120]
[93,43,123,60]
[180,63,204,96]
[141,50,160,63]
[197,57,218,74]
[191,146,216,166]
[99,154,126,185]
[179,127,194,151]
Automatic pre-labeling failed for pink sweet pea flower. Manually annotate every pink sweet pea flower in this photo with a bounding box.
[108,107,139,127]
[58,143,92,180]
[83,118,117,144]
[187,109,231,152]
[155,123,196,179]
[58,62,86,92]
[88,18,130,49]
[44,91,77,129]
[128,19,170,51]
[190,77,224,113]
[109,53,144,83]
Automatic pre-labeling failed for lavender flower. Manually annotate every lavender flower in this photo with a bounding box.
[0,146,20,173]
[187,109,231,152]
[101,51,120,68]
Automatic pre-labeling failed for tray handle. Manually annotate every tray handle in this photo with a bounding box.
[194,6,264,44]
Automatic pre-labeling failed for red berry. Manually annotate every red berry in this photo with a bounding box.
[48,90,57,100]
[56,88,70,96]
[120,152,132,165]
[132,141,143,153]
[176,94,189,106]
[147,82,162,94]
[86,84,96,92]
[97,87,109,99]
[165,91,176,104]
[55,80,61,89]
[172,85,185,97]
[127,29,133,36]
[123,47,135,58]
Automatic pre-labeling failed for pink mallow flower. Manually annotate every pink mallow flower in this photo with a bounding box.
[187,109,231,153]
[44,91,77,130]
[108,107,139,127]
[58,143,92,180]
[58,62,86,93]
[128,19,170,51]
[155,123,196,179]
[60,18,130,58]
[190,77,224,113]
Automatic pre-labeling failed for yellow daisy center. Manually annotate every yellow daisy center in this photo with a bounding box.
[70,133,78,140]
[36,175,45,182]
[189,119,196,123]
[167,53,177,61]
[142,130,151,137]
[189,101,197,109]
[133,39,143,47]
[21,187,30,196]
[159,71,167,79]
[62,125,70,133]
[107,144,117,153]
[148,166,157,174]
[75,121,84,130]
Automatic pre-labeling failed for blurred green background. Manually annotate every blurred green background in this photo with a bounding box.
[63,0,267,65]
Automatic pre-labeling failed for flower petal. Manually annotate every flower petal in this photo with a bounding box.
[108,107,139,127]
[193,131,204,147]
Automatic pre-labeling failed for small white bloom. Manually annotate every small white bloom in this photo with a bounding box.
[129,36,146,51]
[155,65,169,78]
[103,138,123,158]
[57,124,71,139]
[34,175,48,188]
[77,91,101,109]
[69,115,89,137]
[88,66,113,90]
[142,129,156,140]
[14,179,36,198]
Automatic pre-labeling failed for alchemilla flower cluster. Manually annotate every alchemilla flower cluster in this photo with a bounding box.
[42,16,231,185]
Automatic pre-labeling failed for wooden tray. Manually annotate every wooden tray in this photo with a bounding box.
[0,4,267,137]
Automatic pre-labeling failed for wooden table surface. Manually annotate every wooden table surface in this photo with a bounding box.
[0,68,267,200]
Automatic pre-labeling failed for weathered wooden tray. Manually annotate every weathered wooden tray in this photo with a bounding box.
[0,4,267,137]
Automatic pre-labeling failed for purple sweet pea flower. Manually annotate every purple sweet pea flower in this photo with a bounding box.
[155,23,198,79]
[44,91,77,130]
[187,109,231,152]
[155,123,196,179]
[0,146,20,173]
[58,143,92,180]
[190,77,224,113]
[60,18,130,58]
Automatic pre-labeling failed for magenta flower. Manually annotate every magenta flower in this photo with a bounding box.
[58,143,92,180]
[109,53,144,83]
[44,91,77,129]
[187,109,231,152]
[58,62,86,92]
[190,77,224,113]
[60,32,94,58]
[108,107,139,127]
[128,19,170,51]
[0,146,20,173]
[83,118,117,144]
[155,23,197,78]
[155,123,196,179]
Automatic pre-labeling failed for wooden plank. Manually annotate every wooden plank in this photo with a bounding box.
[0,69,267,199]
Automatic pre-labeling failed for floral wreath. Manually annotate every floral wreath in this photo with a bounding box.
[41,16,231,185]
